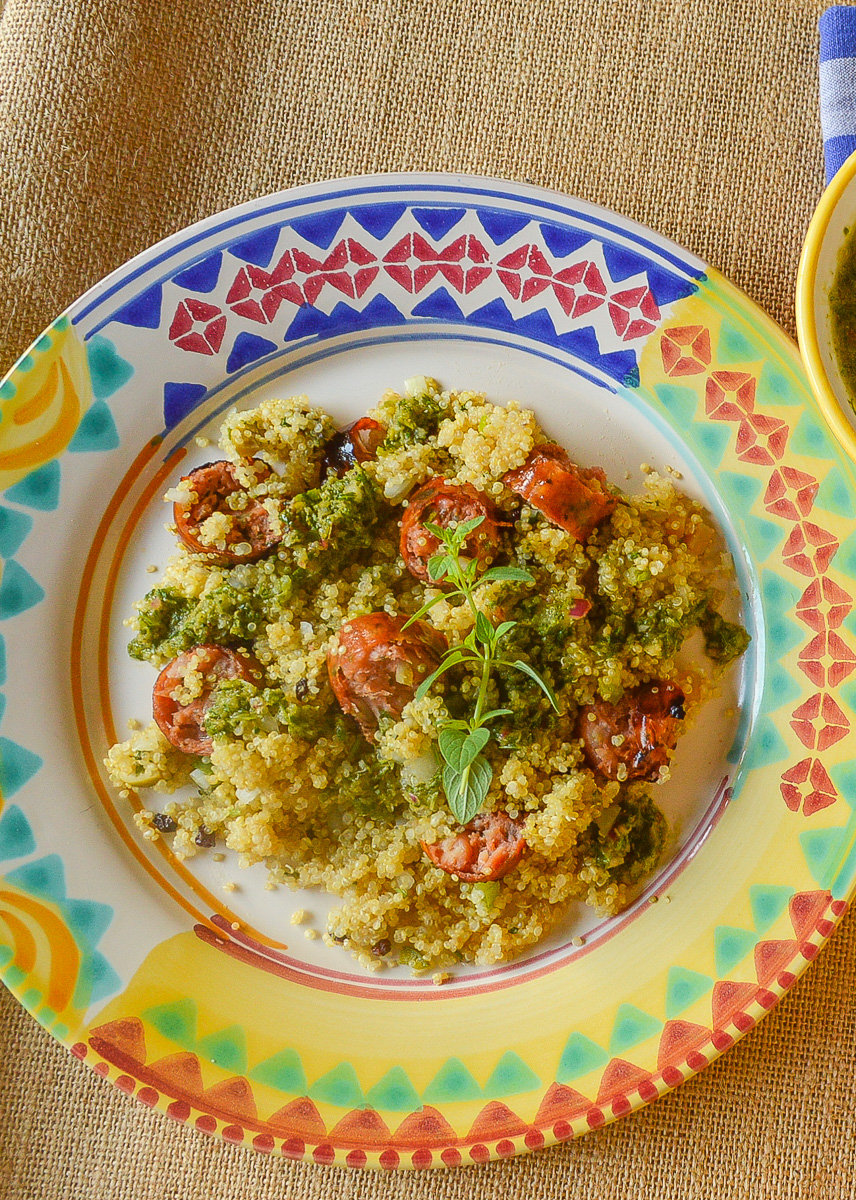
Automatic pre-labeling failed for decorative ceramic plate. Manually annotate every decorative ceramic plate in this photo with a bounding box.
[1,174,854,1169]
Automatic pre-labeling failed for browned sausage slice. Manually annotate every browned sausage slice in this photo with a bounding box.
[173,459,280,564]
[577,680,685,781]
[422,812,525,881]
[153,645,260,755]
[503,444,615,541]
[327,613,447,739]
[400,478,500,582]
[321,417,386,480]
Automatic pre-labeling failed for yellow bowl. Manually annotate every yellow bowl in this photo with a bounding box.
[796,147,856,459]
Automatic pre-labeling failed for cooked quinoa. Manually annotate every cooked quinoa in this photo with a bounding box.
[106,377,749,972]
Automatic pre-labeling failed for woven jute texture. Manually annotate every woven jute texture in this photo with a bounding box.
[0,0,853,1197]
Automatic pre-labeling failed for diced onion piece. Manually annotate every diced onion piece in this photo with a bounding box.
[401,750,438,787]
[384,473,420,503]
[404,375,429,398]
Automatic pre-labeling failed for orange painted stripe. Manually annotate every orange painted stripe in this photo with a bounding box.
[0,358,80,468]
[0,907,37,972]
[95,444,269,928]
[95,445,185,749]
[70,438,223,932]
[71,435,289,950]
[0,890,81,1012]
[13,360,58,425]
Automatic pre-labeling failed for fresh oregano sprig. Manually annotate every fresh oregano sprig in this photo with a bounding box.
[403,516,560,824]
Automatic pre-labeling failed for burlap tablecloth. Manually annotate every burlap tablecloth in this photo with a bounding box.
[0,1,853,1196]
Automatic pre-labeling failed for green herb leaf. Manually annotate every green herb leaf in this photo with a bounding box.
[413,649,470,701]
[468,754,493,813]
[452,515,485,540]
[463,724,489,763]
[439,726,490,772]
[461,727,490,767]
[442,763,464,817]
[494,620,517,641]
[477,565,534,586]
[438,726,468,766]
[427,553,452,582]
[401,591,449,629]
[505,658,561,712]
[475,610,494,646]
[478,707,512,724]
[412,518,545,826]
[443,753,492,824]
[398,945,429,970]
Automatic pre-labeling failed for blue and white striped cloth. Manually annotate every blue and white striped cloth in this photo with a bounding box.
[820,6,856,182]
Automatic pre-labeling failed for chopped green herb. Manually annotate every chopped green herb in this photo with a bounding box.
[380,390,446,451]
[285,466,382,557]
[128,587,193,662]
[578,792,667,886]
[699,607,751,664]
[398,945,430,971]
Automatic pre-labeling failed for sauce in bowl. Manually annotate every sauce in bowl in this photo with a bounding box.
[829,225,856,400]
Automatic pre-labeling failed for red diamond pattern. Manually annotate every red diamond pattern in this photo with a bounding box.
[780,757,839,814]
[384,233,489,294]
[293,239,380,304]
[225,255,305,322]
[763,467,819,521]
[608,285,660,341]
[782,523,839,577]
[496,243,552,302]
[551,259,607,318]
[796,631,856,688]
[160,231,702,372]
[168,298,226,355]
[704,372,788,464]
[659,325,712,376]
[495,246,619,322]
[705,371,757,420]
[789,693,850,751]
[733,412,789,465]
[796,578,853,631]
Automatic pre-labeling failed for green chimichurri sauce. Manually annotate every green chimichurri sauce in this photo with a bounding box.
[829,226,856,399]
[577,793,667,886]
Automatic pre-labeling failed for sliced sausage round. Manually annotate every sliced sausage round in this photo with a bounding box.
[327,613,447,739]
[400,478,500,582]
[173,459,280,564]
[503,444,615,541]
[577,680,685,782]
[321,417,386,480]
[153,645,260,756]
[422,812,525,882]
